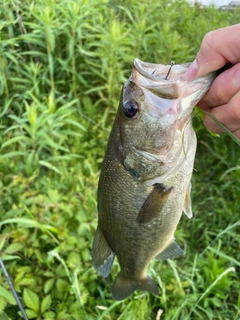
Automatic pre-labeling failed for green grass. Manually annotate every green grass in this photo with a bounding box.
[0,0,240,319]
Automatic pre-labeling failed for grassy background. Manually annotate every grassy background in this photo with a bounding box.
[0,0,240,319]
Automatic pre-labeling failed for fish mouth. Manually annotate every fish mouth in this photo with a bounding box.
[132,59,184,101]
[133,58,190,83]
[131,58,217,115]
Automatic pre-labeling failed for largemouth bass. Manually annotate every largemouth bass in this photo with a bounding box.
[92,59,216,300]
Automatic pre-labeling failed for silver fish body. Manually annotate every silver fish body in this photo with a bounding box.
[92,59,216,300]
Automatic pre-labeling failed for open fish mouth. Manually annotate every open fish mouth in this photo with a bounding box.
[131,58,217,116]
[133,58,190,82]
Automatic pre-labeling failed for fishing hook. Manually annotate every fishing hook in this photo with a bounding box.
[165,61,175,80]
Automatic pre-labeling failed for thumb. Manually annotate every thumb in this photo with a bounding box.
[184,24,240,80]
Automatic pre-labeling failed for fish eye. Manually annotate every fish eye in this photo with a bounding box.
[123,100,138,118]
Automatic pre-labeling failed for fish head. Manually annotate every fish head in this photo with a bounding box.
[118,58,216,153]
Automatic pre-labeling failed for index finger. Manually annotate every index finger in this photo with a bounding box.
[185,24,240,80]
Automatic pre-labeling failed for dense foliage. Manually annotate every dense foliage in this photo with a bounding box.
[0,0,240,319]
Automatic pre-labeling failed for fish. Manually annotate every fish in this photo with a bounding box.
[92,59,216,300]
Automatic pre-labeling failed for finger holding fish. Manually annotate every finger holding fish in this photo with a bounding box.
[197,63,240,109]
[202,90,240,138]
[184,24,240,80]
[185,24,240,137]
[196,63,240,136]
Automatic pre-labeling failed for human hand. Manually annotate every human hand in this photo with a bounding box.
[184,24,240,139]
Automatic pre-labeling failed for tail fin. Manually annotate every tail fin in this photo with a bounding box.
[112,271,159,300]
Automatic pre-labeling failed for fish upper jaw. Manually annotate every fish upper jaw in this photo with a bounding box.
[133,58,190,82]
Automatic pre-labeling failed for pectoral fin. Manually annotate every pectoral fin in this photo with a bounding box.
[155,239,184,261]
[91,226,115,278]
[183,183,192,218]
[136,183,173,224]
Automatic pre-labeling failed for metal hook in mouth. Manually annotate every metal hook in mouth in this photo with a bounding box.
[165,61,175,80]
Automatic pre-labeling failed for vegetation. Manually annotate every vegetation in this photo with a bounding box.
[0,0,240,319]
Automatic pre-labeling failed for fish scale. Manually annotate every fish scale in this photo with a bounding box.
[92,59,217,300]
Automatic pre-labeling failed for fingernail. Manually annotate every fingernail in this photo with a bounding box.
[184,59,198,80]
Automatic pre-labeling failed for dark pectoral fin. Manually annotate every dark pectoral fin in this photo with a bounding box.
[91,226,115,278]
[136,183,173,224]
[155,239,184,261]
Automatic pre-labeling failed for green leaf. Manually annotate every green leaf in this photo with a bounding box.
[43,311,56,320]
[36,132,69,152]
[0,151,25,160]
[26,103,37,131]
[56,279,69,292]
[44,271,54,277]
[41,295,52,313]
[48,154,83,161]
[25,309,38,319]
[0,98,12,118]
[1,135,31,149]
[212,297,222,307]
[17,278,35,286]
[67,252,81,269]
[1,255,20,261]
[39,160,62,174]
[56,311,73,320]
[0,218,59,234]
[0,296,7,314]
[5,243,24,254]
[44,278,55,294]
[64,119,86,131]
[23,288,39,312]
[0,237,6,251]
[0,311,9,320]
[0,286,16,305]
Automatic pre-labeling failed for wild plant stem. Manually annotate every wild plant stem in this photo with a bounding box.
[10,0,39,63]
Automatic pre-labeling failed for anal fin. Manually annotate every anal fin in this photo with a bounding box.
[155,239,184,261]
[136,183,173,224]
[91,226,115,278]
